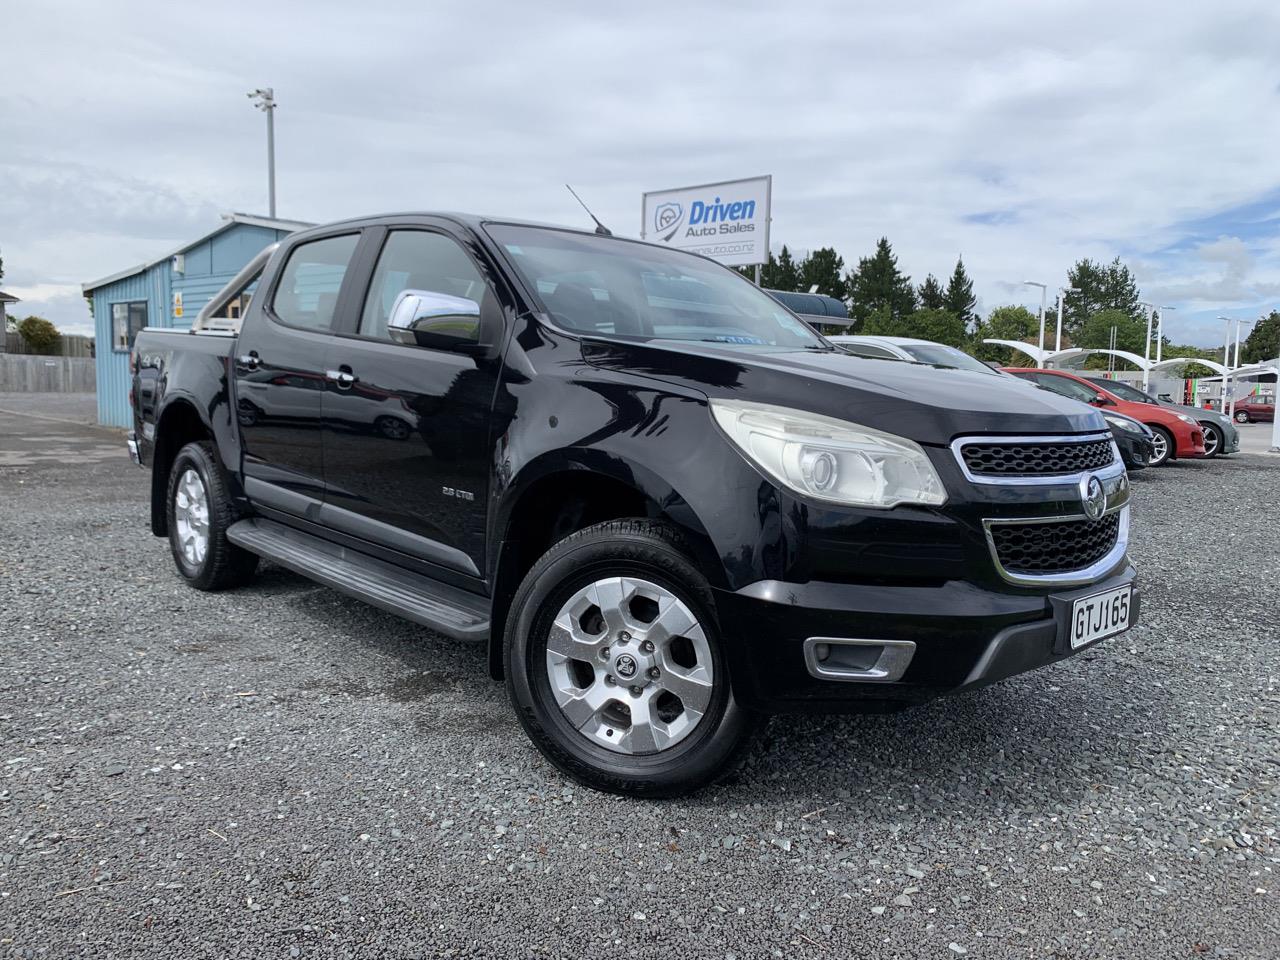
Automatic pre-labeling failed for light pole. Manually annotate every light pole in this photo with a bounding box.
[1216,315,1233,413]
[1138,302,1156,390]
[1024,280,1048,367]
[1055,286,1080,354]
[1227,316,1258,421]
[1153,305,1175,365]
[248,87,277,218]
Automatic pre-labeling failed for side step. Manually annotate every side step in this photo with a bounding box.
[227,518,490,641]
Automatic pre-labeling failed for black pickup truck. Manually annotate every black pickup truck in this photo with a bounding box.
[130,213,1139,796]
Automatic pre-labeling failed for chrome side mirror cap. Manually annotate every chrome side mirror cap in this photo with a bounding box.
[387,289,481,348]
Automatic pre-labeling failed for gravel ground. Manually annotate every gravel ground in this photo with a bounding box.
[1,406,1277,959]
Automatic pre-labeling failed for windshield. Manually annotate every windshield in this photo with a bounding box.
[1086,378,1154,404]
[487,225,829,350]
[899,343,1002,375]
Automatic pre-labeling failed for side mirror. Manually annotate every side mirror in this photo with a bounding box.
[1091,395,1114,407]
[388,289,483,351]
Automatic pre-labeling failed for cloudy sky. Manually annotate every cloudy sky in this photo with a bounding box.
[3,0,1279,347]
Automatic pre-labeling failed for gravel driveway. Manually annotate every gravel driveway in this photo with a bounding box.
[1,405,1276,959]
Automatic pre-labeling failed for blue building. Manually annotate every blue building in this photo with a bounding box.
[82,213,310,427]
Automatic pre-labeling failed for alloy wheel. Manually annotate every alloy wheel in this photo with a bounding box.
[544,576,714,756]
[173,468,210,567]
[1150,430,1169,466]
[1203,426,1220,456]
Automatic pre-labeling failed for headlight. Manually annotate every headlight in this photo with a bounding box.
[1176,414,1197,425]
[710,399,947,508]
[1104,414,1138,433]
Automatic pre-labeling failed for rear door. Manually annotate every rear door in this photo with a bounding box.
[318,223,508,579]
[233,231,361,512]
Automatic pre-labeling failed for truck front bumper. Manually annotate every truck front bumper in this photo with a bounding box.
[714,565,1139,713]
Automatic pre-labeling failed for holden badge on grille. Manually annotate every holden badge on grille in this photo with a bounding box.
[1078,473,1107,522]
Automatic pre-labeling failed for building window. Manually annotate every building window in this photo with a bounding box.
[111,301,148,351]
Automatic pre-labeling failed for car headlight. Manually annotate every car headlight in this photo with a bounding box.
[1103,414,1139,434]
[1177,414,1197,425]
[710,399,947,508]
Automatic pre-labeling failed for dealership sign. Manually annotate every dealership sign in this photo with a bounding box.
[641,175,771,267]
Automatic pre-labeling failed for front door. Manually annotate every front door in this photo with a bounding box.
[233,231,361,508]
[319,226,504,579]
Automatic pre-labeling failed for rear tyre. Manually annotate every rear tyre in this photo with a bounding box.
[1202,423,1222,458]
[1147,425,1174,467]
[166,441,259,591]
[504,519,757,798]
[1235,410,1250,423]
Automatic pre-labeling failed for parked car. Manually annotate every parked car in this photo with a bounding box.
[1097,410,1156,471]
[1077,377,1239,458]
[1231,396,1275,423]
[128,214,1140,797]
[1004,368,1205,467]
[832,337,1156,468]
[830,335,998,375]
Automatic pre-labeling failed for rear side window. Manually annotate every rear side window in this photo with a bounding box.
[271,234,359,330]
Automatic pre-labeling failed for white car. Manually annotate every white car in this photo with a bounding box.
[828,335,1002,375]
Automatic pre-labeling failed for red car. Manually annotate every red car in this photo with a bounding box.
[1232,396,1275,423]
[1005,368,1206,467]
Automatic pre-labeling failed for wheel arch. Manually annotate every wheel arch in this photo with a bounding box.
[150,397,216,536]
[486,455,724,680]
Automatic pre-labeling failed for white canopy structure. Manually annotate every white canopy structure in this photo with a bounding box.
[981,341,1232,376]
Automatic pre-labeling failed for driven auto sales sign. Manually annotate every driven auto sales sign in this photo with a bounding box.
[641,175,772,267]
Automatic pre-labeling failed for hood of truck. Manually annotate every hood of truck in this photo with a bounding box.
[581,339,1105,445]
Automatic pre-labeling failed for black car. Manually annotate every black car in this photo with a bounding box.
[127,213,1139,797]
[1099,409,1156,470]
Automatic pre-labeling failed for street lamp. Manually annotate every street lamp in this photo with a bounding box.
[1227,316,1258,421]
[1216,315,1234,414]
[1138,301,1158,391]
[1153,305,1176,365]
[247,87,277,218]
[1055,286,1080,354]
[1023,280,1048,367]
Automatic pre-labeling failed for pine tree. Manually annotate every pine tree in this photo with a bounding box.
[773,246,801,291]
[1242,310,1280,365]
[1064,257,1143,337]
[917,274,945,310]
[943,257,978,331]
[797,247,845,299]
[845,238,916,332]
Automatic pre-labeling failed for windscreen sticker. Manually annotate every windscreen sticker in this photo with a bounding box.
[775,314,810,335]
[504,245,524,255]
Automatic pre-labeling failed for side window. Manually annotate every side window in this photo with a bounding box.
[271,234,359,331]
[1038,375,1099,403]
[360,230,487,342]
[112,301,148,351]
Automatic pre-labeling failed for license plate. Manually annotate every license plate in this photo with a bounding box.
[1069,585,1132,649]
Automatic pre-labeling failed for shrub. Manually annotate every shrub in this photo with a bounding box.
[18,315,61,354]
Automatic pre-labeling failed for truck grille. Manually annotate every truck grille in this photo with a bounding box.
[960,436,1115,477]
[989,513,1121,577]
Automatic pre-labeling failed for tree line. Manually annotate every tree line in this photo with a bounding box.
[738,236,1279,374]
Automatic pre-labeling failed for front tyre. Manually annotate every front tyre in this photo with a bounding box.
[1235,410,1251,423]
[1202,423,1223,457]
[1148,425,1174,467]
[504,519,756,798]
[166,441,259,591]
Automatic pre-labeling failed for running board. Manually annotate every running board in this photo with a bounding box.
[226,518,489,641]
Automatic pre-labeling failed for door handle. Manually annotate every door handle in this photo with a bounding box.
[326,368,357,390]
[237,351,261,371]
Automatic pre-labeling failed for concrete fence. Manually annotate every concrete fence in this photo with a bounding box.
[0,354,97,392]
